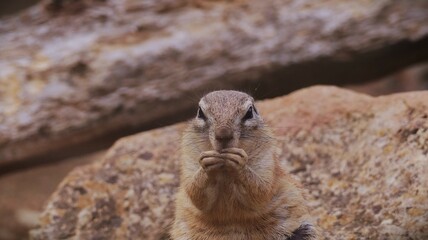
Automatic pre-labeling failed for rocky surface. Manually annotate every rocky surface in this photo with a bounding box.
[0,150,104,240]
[1,0,428,168]
[31,86,428,239]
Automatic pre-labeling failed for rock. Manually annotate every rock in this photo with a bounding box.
[31,86,428,239]
[0,150,105,240]
[1,0,428,169]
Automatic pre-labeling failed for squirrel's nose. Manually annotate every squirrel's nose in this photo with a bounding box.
[215,127,233,143]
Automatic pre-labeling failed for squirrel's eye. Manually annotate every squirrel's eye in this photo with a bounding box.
[197,107,207,120]
[242,106,254,121]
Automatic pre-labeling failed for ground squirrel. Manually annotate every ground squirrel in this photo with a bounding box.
[171,90,316,240]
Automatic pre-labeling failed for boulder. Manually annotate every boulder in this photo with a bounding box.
[1,0,428,169]
[0,150,104,240]
[31,86,428,239]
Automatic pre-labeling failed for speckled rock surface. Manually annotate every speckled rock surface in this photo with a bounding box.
[0,150,104,240]
[1,0,428,167]
[31,86,428,239]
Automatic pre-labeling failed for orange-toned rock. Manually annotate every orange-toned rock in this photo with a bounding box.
[31,86,428,239]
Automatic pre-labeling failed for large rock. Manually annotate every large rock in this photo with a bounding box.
[0,150,104,240]
[1,0,428,169]
[31,86,428,239]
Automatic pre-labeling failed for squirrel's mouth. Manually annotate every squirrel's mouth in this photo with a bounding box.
[212,138,238,151]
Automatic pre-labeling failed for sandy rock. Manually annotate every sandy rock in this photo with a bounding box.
[31,86,428,239]
[0,150,105,240]
[1,0,428,167]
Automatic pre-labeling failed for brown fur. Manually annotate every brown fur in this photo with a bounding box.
[171,90,316,240]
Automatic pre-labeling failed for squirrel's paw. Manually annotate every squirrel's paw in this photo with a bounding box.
[199,151,224,173]
[219,148,248,170]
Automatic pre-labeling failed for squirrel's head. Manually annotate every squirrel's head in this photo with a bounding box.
[185,90,271,153]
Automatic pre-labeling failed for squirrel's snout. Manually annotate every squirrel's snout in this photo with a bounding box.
[215,127,233,141]
[214,127,234,149]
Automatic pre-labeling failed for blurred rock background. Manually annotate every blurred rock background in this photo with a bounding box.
[0,0,427,239]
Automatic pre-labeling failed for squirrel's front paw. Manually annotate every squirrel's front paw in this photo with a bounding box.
[199,151,224,174]
[219,148,248,171]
